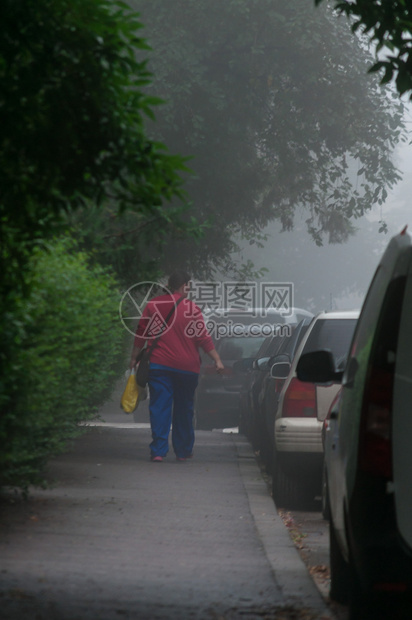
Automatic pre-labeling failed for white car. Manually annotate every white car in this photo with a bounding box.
[296,228,412,619]
[270,310,359,509]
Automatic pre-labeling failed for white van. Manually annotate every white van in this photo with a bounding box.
[297,227,412,619]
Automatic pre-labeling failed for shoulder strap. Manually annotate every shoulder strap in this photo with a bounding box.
[144,295,185,358]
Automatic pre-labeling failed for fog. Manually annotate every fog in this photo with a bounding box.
[230,139,412,315]
[127,0,410,298]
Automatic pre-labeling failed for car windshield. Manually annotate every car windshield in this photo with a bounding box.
[217,336,266,360]
[302,318,357,367]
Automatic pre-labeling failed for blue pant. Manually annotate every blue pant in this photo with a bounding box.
[148,368,198,458]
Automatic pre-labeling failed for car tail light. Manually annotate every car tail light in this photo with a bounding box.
[282,377,317,417]
[359,367,393,479]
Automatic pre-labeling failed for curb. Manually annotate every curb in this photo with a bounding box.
[234,435,336,619]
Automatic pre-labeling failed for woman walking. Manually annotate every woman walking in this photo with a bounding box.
[130,270,224,462]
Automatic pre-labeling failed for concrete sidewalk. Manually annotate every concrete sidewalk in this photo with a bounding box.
[0,425,334,619]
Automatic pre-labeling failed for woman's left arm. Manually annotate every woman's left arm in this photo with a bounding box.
[206,348,224,373]
[129,346,143,370]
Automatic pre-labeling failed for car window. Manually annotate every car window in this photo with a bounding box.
[347,266,385,360]
[340,265,396,392]
[217,336,266,360]
[370,276,406,371]
[268,334,289,356]
[255,335,276,358]
[302,318,357,366]
[293,325,309,354]
[277,321,309,358]
[252,333,288,362]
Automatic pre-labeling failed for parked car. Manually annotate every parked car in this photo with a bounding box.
[238,331,288,441]
[256,317,312,470]
[271,310,359,509]
[237,317,312,464]
[296,228,412,618]
[195,327,267,430]
[195,307,312,430]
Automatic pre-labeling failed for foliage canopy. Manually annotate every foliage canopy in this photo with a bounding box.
[315,0,412,99]
[0,0,200,423]
[0,0,193,282]
[121,0,405,278]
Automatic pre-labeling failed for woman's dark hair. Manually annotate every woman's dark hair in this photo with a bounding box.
[168,270,191,292]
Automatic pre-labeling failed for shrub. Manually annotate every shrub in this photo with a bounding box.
[0,237,125,491]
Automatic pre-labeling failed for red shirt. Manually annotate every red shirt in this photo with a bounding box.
[134,293,215,373]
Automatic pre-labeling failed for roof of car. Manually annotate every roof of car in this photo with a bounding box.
[312,309,360,320]
[201,307,313,326]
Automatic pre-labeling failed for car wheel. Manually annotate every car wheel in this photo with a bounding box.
[271,459,286,507]
[329,511,350,604]
[248,413,259,450]
[321,460,330,521]
[348,584,372,620]
[238,414,245,435]
[349,577,383,620]
[330,516,382,618]
[259,424,274,472]
[349,587,408,620]
[238,400,249,436]
[347,551,387,620]
[271,454,308,510]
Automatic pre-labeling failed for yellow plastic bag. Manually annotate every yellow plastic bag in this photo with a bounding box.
[120,369,139,413]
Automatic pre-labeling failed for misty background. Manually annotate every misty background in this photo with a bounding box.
[232,132,412,313]
[124,0,410,314]
[4,0,412,491]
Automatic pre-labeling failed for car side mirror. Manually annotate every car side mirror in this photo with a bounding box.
[252,356,271,371]
[271,361,291,379]
[296,350,343,384]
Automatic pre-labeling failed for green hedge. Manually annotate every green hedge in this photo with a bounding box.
[0,238,125,491]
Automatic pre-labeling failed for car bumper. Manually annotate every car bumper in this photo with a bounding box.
[275,417,323,453]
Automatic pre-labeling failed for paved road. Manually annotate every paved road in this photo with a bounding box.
[282,510,348,620]
[0,392,336,620]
